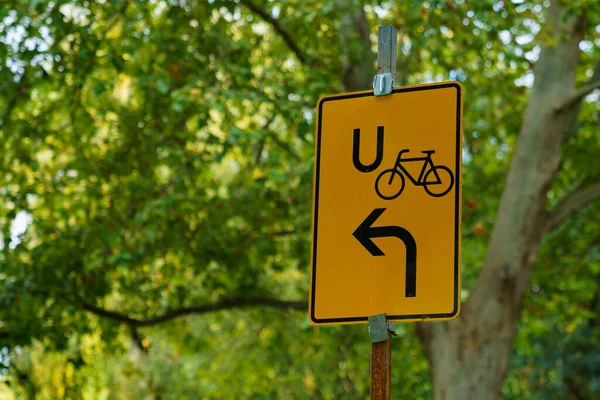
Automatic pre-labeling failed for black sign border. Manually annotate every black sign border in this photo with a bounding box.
[310,82,462,324]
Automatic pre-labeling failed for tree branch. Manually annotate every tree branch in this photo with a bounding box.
[236,115,301,162]
[82,296,307,327]
[254,114,277,164]
[548,180,600,231]
[557,60,600,113]
[130,325,149,352]
[560,81,600,110]
[239,0,307,64]
[266,131,301,161]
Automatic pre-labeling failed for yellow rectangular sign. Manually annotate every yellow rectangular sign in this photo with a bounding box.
[309,82,462,325]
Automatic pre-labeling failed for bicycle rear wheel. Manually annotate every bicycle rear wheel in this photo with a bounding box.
[423,166,454,197]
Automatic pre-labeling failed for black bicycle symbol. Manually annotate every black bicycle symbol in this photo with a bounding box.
[375,149,454,200]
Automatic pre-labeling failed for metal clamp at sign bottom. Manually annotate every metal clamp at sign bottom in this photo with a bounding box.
[368,313,397,343]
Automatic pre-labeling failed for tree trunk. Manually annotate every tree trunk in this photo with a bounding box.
[335,0,374,93]
[416,3,586,399]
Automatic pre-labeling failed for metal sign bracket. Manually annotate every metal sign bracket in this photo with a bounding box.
[373,25,398,96]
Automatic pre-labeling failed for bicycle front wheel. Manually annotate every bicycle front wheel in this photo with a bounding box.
[423,165,454,198]
[375,169,405,200]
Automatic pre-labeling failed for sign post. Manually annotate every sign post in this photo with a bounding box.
[369,25,398,400]
[309,24,462,400]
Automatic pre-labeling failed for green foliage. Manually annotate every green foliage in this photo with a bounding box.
[1,0,599,398]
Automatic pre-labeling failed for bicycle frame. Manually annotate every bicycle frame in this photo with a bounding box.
[393,152,440,186]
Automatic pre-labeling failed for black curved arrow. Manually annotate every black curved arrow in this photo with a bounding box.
[352,208,417,297]
[352,126,384,172]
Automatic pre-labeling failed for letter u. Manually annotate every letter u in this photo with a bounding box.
[352,126,384,173]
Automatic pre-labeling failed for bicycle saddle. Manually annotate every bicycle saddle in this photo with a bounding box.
[421,150,435,154]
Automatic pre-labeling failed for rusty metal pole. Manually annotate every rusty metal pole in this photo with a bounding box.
[369,314,396,399]
[370,340,392,399]
[369,314,393,399]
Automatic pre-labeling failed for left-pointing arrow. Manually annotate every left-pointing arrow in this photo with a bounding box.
[352,208,417,297]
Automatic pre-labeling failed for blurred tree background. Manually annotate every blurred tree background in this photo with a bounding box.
[1,0,600,399]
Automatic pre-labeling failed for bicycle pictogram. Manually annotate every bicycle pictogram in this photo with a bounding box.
[375,149,454,200]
